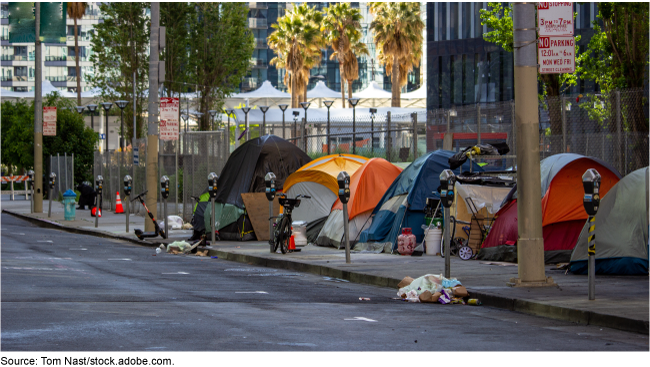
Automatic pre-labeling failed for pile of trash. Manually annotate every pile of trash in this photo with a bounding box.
[161,241,207,256]
[397,274,480,305]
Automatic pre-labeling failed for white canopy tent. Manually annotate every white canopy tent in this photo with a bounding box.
[231,106,425,124]
[399,85,426,108]
[1,80,77,100]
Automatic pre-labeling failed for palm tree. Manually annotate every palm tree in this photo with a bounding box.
[67,2,88,106]
[369,2,424,107]
[322,3,366,108]
[289,3,324,105]
[268,6,321,108]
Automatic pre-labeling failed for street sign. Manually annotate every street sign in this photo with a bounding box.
[43,106,56,136]
[537,2,574,36]
[99,133,106,139]
[160,97,179,140]
[133,147,139,165]
[538,36,575,74]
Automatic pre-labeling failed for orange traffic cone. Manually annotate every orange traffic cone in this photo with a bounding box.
[91,207,102,217]
[115,191,124,214]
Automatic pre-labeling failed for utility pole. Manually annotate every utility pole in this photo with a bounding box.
[145,3,160,232]
[510,3,554,287]
[33,3,43,213]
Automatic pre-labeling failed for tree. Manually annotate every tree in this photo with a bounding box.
[188,3,254,131]
[161,2,193,99]
[1,94,99,183]
[322,3,368,108]
[268,6,321,108]
[369,2,424,107]
[89,3,149,141]
[292,4,324,105]
[67,2,87,106]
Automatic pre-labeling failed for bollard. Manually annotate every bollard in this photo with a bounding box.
[337,172,351,263]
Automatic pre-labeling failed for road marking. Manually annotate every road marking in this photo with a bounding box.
[108,258,132,261]
[235,291,268,294]
[344,317,377,322]
[162,272,189,275]
[69,248,87,251]
[323,276,349,282]
[37,240,53,243]
[12,233,25,235]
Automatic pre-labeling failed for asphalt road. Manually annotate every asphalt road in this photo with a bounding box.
[1,213,647,351]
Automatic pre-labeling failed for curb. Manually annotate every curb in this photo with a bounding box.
[2,209,156,248]
[4,209,648,335]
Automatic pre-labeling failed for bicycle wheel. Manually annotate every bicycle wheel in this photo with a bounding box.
[271,217,282,253]
[279,216,291,254]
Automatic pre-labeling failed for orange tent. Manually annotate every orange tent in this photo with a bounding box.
[316,158,403,248]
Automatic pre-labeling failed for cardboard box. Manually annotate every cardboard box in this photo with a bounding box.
[452,285,469,297]
[397,276,414,288]
[419,291,442,303]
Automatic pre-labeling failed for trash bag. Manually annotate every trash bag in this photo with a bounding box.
[397,274,444,297]
[166,241,191,253]
[160,215,184,230]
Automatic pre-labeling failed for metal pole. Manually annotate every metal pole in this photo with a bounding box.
[145,2,160,232]
[245,111,249,141]
[211,197,216,245]
[561,96,567,153]
[126,196,129,233]
[57,153,61,193]
[95,192,99,228]
[477,104,482,145]
[175,140,179,215]
[261,113,265,137]
[269,200,274,252]
[616,90,622,174]
[511,3,551,286]
[64,152,68,190]
[371,114,374,154]
[302,118,307,152]
[133,71,136,140]
[72,153,74,188]
[326,108,330,154]
[34,2,43,213]
[412,113,418,160]
[48,183,53,217]
[444,206,450,278]
[587,215,596,300]
[10,177,14,201]
[352,106,356,154]
[164,196,168,240]
[343,202,351,264]
[386,111,392,161]
[30,179,34,213]
[282,112,286,139]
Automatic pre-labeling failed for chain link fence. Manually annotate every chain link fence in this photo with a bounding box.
[48,153,74,199]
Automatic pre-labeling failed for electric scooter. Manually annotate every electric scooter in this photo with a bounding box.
[131,190,167,240]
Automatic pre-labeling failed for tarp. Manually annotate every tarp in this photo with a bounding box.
[283,154,369,235]
[570,167,649,275]
[205,135,311,241]
[316,158,402,248]
[358,150,483,250]
[307,81,341,99]
[479,154,622,263]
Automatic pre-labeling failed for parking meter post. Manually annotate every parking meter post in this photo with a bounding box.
[582,169,601,300]
[95,175,103,228]
[48,173,55,218]
[28,170,34,213]
[124,175,132,233]
[160,175,170,237]
[265,172,277,252]
[337,171,351,263]
[208,173,218,245]
[439,169,456,278]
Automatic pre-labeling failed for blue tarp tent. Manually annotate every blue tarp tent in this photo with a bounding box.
[358,150,483,251]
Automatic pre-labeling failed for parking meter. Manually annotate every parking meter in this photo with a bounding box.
[47,173,56,218]
[124,175,132,233]
[582,168,601,301]
[265,172,276,201]
[439,169,456,278]
[160,175,170,200]
[124,175,132,196]
[95,175,103,228]
[582,169,601,216]
[337,171,351,263]
[208,172,218,244]
[27,170,34,212]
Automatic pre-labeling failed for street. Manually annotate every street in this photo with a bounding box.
[1,213,647,352]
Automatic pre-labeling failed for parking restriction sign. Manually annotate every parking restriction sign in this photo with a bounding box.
[538,2,574,36]
[43,106,57,136]
[538,36,575,74]
[160,97,179,140]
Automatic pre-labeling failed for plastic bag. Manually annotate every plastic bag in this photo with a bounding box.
[442,278,462,288]
[405,290,420,302]
[167,241,191,253]
[397,274,444,296]
[438,289,452,304]
[160,215,184,230]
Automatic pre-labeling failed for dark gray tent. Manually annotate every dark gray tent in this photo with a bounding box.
[569,167,649,275]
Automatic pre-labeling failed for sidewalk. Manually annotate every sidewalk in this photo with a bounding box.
[2,195,648,335]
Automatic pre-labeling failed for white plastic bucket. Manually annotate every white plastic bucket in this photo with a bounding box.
[425,228,443,255]
[292,221,308,247]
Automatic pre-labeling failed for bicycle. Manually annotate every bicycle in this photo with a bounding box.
[269,193,310,254]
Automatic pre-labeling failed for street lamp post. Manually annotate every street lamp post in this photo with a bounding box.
[259,106,269,137]
[292,111,300,146]
[100,102,113,153]
[115,100,129,150]
[323,100,334,154]
[369,108,377,154]
[225,109,235,153]
[348,98,359,154]
[87,104,97,130]
[300,102,310,152]
[195,112,204,130]
[208,110,218,131]
[278,104,288,139]
[181,114,189,133]
[241,106,251,141]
